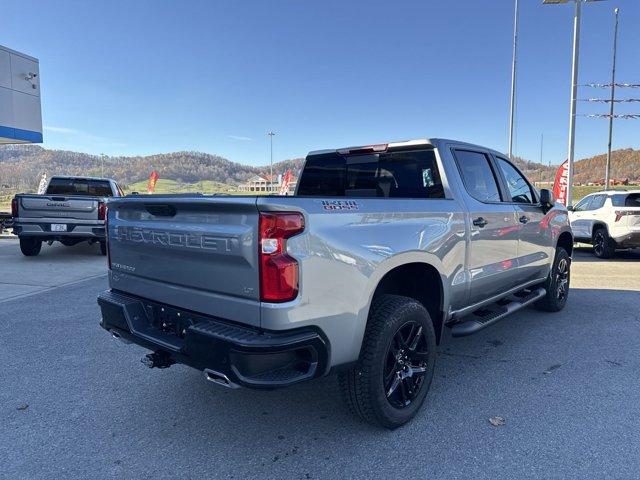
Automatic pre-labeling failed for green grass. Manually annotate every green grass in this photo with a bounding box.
[125,179,272,196]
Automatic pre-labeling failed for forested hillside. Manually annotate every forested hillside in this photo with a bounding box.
[0,145,303,192]
[1,144,638,196]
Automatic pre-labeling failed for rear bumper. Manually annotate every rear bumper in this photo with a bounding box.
[13,220,105,239]
[613,231,640,249]
[97,290,330,389]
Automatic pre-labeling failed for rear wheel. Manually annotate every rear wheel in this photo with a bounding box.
[19,237,42,257]
[99,241,107,256]
[338,294,436,429]
[592,228,615,259]
[535,247,570,312]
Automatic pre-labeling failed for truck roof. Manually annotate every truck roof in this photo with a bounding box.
[49,175,115,182]
[307,138,508,157]
[584,189,640,195]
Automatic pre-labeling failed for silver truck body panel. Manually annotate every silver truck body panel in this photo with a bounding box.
[108,196,261,327]
[104,139,572,369]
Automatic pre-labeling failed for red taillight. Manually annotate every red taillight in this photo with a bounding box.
[98,202,106,220]
[11,198,18,218]
[105,206,111,269]
[615,210,628,222]
[259,212,304,302]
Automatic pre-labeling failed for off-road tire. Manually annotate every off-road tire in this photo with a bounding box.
[19,237,42,257]
[592,228,615,259]
[338,294,436,429]
[535,247,570,312]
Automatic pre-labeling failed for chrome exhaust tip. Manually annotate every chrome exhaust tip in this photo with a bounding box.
[204,369,240,389]
[110,329,132,344]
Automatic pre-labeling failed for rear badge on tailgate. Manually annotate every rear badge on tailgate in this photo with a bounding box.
[114,226,239,253]
[320,200,359,211]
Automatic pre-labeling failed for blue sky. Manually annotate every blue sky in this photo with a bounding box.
[3,0,639,166]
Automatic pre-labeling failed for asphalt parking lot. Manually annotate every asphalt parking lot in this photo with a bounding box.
[1,238,639,479]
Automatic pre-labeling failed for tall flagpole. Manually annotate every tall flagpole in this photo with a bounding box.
[508,0,519,159]
[605,8,620,190]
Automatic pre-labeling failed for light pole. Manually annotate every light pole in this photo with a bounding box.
[508,0,519,160]
[605,7,620,190]
[543,0,606,206]
[267,131,276,192]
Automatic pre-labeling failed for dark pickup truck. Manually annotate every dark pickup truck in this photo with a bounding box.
[12,175,123,256]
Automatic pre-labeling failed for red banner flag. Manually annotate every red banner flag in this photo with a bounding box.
[278,169,293,196]
[147,170,159,194]
[552,160,569,206]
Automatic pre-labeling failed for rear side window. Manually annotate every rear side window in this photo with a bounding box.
[46,178,114,197]
[453,150,501,203]
[612,193,640,207]
[296,149,444,198]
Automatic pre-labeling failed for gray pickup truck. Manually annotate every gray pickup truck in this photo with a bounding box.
[12,175,123,256]
[98,139,573,428]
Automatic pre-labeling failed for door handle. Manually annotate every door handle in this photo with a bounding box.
[519,215,529,224]
[473,217,488,228]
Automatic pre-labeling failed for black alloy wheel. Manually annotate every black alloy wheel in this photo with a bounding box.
[384,321,429,409]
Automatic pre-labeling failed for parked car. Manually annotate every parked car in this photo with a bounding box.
[12,176,124,256]
[98,138,573,428]
[569,190,640,258]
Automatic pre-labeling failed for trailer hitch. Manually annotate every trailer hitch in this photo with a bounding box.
[141,351,176,369]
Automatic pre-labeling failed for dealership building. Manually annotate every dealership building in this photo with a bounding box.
[0,44,42,144]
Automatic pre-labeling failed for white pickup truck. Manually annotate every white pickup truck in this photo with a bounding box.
[12,175,123,256]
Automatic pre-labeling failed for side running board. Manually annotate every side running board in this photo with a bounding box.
[450,287,546,338]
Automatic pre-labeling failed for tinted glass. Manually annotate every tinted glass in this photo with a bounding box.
[297,149,444,198]
[590,194,606,209]
[573,196,592,212]
[46,178,113,197]
[453,150,501,202]
[612,193,640,207]
[496,158,534,204]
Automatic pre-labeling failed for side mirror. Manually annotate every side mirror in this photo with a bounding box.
[539,189,554,211]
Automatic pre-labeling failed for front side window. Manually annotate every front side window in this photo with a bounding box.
[297,149,444,198]
[573,196,592,212]
[452,150,502,203]
[590,194,606,210]
[496,158,534,204]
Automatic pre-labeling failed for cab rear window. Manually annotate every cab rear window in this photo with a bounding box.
[296,149,444,198]
[46,178,113,196]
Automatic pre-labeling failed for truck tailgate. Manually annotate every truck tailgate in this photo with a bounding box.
[17,195,100,220]
[107,195,261,327]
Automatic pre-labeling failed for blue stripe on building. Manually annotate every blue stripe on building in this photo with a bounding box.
[0,124,43,143]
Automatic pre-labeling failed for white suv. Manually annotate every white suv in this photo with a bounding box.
[569,190,640,258]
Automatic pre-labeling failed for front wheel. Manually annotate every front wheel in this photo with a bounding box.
[535,247,571,312]
[19,237,42,257]
[338,294,436,429]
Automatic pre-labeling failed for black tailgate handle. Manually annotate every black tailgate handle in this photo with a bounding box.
[145,204,177,217]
